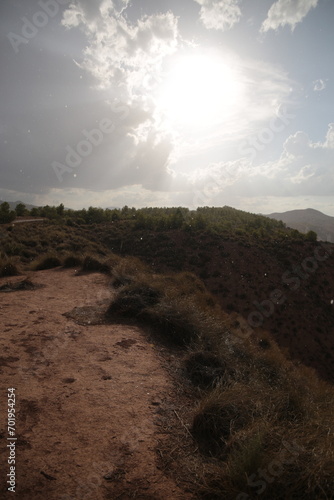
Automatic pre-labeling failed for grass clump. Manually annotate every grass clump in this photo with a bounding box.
[107,283,161,317]
[191,384,266,457]
[106,269,222,346]
[82,255,110,274]
[33,254,62,270]
[0,258,20,277]
[110,256,149,288]
[185,351,228,388]
[63,254,83,268]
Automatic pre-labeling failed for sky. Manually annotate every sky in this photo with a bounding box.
[1,0,334,215]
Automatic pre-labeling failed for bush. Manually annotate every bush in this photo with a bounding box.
[192,393,251,457]
[33,255,62,270]
[185,351,228,388]
[63,254,83,268]
[106,284,161,317]
[191,384,267,457]
[306,230,317,241]
[0,260,19,277]
[145,300,199,345]
[82,255,110,274]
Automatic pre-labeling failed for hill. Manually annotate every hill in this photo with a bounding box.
[268,208,334,243]
[1,205,334,385]
[1,246,333,498]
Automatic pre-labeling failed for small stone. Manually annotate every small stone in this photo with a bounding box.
[103,472,114,481]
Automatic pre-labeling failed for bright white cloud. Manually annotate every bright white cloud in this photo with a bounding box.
[313,79,326,91]
[261,0,318,32]
[194,0,242,31]
[284,131,310,157]
[323,123,334,149]
[60,0,179,191]
[185,123,334,210]
[62,2,178,92]
[251,124,334,196]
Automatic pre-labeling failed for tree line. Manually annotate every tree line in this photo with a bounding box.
[0,202,317,241]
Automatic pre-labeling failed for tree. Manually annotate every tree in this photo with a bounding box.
[87,206,105,223]
[0,202,16,224]
[1,202,10,213]
[170,208,184,229]
[306,230,317,242]
[15,203,27,217]
[40,205,57,219]
[30,207,41,217]
[56,203,65,216]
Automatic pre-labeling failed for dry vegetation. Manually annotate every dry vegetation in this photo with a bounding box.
[17,249,333,499]
[1,214,334,498]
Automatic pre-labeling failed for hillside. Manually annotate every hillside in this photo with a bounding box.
[106,229,334,384]
[1,206,334,385]
[268,208,334,243]
[1,246,333,498]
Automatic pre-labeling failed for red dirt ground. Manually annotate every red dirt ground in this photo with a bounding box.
[0,269,195,499]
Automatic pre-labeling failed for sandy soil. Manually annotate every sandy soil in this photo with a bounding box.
[0,269,195,499]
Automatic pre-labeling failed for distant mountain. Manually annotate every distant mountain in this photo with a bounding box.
[267,208,334,243]
[0,200,37,211]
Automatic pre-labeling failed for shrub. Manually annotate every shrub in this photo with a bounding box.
[63,254,83,268]
[185,351,228,388]
[33,255,62,270]
[106,284,161,317]
[191,385,258,457]
[106,269,220,346]
[141,298,199,346]
[82,255,110,274]
[0,260,19,277]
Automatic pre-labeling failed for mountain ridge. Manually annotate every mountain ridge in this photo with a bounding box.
[267,208,334,242]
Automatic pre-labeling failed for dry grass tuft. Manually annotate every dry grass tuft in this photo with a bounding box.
[62,254,83,268]
[82,255,110,274]
[32,254,62,271]
[191,384,268,458]
[185,351,228,389]
[106,283,161,317]
[0,257,20,277]
[106,268,224,346]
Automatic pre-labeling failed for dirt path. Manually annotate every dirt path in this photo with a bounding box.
[0,269,195,499]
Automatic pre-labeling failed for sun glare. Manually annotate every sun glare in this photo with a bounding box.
[156,52,243,130]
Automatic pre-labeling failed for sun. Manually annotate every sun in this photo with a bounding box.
[156,51,243,130]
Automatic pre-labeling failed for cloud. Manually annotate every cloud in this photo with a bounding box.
[61,0,130,28]
[254,125,334,196]
[62,1,178,91]
[193,0,242,31]
[323,123,334,149]
[58,0,180,192]
[283,131,310,156]
[261,0,318,32]
[313,79,326,91]
[189,123,334,206]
